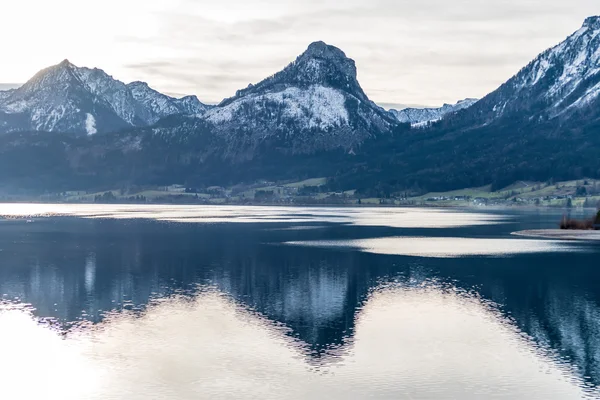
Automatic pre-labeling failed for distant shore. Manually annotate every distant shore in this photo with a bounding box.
[512,230,600,241]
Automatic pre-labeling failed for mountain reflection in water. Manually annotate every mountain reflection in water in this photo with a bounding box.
[0,207,599,399]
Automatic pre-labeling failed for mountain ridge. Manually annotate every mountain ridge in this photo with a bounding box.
[454,16,600,126]
[0,60,211,135]
[389,98,479,127]
[1,17,600,195]
[150,41,398,160]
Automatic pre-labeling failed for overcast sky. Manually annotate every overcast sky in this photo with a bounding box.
[1,0,598,108]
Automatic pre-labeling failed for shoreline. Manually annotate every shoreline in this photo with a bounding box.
[0,200,598,211]
[512,229,600,241]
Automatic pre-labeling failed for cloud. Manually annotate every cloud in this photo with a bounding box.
[116,0,597,106]
[3,0,596,106]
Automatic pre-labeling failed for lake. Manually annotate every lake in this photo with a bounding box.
[0,205,599,399]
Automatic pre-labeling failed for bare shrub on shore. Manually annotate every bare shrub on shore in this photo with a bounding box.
[560,214,597,230]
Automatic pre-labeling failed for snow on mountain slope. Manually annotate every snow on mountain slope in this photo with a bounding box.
[76,66,136,124]
[220,41,374,106]
[0,89,14,102]
[128,82,212,124]
[0,60,127,133]
[129,82,213,123]
[468,16,600,122]
[205,85,349,129]
[0,60,210,134]
[389,98,478,126]
[169,41,398,158]
[173,95,213,116]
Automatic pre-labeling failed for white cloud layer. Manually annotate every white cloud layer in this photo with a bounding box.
[0,0,598,107]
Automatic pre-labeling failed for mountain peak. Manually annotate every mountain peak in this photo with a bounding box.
[295,41,357,81]
[583,16,600,29]
[0,59,211,134]
[58,59,74,68]
[128,81,150,88]
[454,16,600,124]
[302,41,348,60]
[220,41,364,106]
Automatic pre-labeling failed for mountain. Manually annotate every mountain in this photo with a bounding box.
[388,98,478,127]
[127,81,211,123]
[338,16,600,194]
[2,18,600,195]
[151,41,398,160]
[0,60,211,135]
[460,16,600,124]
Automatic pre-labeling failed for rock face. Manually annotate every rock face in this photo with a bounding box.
[127,81,211,124]
[0,60,211,135]
[155,41,397,159]
[388,98,479,127]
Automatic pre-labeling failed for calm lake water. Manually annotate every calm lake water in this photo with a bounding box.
[0,205,599,399]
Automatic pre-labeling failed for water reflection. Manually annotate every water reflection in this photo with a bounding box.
[0,209,599,398]
[1,283,597,399]
[442,254,600,390]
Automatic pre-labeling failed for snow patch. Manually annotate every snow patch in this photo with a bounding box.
[390,99,477,125]
[3,100,29,113]
[565,80,600,110]
[495,20,600,118]
[411,118,440,129]
[205,85,349,129]
[85,113,97,135]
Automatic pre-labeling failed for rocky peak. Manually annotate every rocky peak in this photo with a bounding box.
[301,41,354,64]
[583,16,600,30]
[174,95,212,115]
[128,81,150,89]
[447,15,600,125]
[220,41,368,106]
[58,59,74,68]
[127,81,156,99]
[16,59,84,96]
[294,41,358,83]
[0,59,211,134]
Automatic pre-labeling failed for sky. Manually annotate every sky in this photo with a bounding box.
[0,0,598,108]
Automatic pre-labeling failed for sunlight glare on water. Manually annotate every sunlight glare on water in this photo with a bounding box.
[286,237,581,257]
[0,204,506,228]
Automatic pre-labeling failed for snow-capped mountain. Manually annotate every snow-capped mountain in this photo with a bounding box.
[3,17,600,195]
[0,60,211,135]
[160,41,398,158]
[389,98,478,127]
[464,16,600,123]
[127,81,211,123]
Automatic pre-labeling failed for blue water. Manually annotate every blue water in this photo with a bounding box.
[0,205,598,399]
